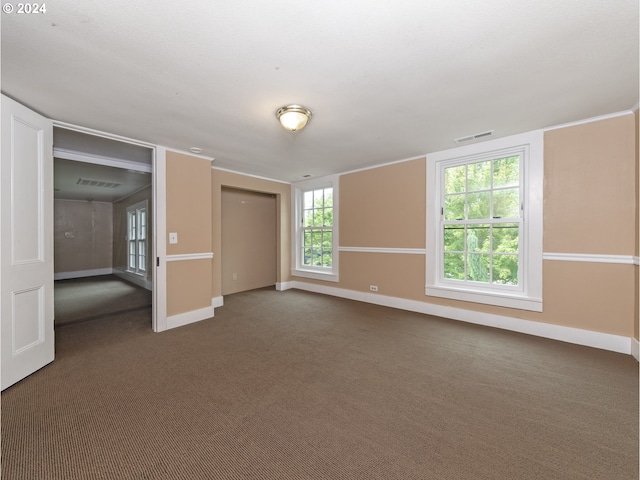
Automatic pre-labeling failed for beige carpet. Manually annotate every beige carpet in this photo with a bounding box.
[2,288,638,479]
[54,275,152,326]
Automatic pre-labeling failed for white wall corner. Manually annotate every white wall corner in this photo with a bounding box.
[290,281,633,356]
[276,282,293,291]
[632,338,640,362]
[212,296,224,309]
[166,306,214,330]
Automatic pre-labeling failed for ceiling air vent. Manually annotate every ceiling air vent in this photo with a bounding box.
[76,178,122,188]
[454,130,495,144]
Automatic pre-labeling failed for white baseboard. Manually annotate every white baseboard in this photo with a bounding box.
[166,306,214,330]
[290,281,633,355]
[212,296,224,308]
[276,282,293,291]
[632,338,640,362]
[54,268,113,280]
[112,269,152,290]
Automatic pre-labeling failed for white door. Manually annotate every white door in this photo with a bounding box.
[1,95,54,390]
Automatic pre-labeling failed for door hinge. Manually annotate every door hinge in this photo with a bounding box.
[156,257,160,267]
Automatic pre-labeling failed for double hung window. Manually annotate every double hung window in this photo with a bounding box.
[426,131,543,311]
[127,200,147,276]
[292,176,339,282]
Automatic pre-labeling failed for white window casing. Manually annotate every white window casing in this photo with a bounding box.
[291,175,339,282]
[426,130,543,312]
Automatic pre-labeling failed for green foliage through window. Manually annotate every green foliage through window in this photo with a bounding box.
[302,187,333,268]
[442,156,520,285]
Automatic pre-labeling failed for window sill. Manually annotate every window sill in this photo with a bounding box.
[125,270,146,277]
[292,268,339,283]
[425,285,542,312]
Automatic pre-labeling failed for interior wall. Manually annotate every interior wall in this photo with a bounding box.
[166,150,212,317]
[221,188,277,295]
[54,199,113,275]
[112,185,153,284]
[294,114,638,338]
[635,108,639,342]
[212,169,291,301]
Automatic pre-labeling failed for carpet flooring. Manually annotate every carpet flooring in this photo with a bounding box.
[2,288,638,479]
[54,275,152,326]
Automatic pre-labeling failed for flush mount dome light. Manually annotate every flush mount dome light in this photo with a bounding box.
[276,105,312,132]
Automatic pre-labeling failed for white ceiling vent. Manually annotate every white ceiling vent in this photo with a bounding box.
[454,130,495,144]
[76,178,122,188]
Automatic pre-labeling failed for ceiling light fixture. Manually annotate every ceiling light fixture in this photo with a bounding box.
[189,147,203,154]
[276,105,312,132]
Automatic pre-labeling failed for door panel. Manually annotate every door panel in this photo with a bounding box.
[1,95,54,390]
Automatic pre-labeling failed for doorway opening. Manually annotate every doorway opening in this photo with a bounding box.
[221,187,277,295]
[52,126,154,328]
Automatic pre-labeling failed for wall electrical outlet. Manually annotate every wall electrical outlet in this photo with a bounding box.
[370,285,378,292]
[169,232,178,244]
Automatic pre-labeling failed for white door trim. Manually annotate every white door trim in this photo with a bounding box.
[153,147,167,331]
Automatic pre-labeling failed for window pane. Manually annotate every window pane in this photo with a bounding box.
[493,156,519,188]
[323,207,333,226]
[303,209,314,227]
[443,253,465,280]
[466,253,489,282]
[492,223,519,253]
[493,188,519,219]
[139,210,146,240]
[467,191,490,219]
[444,165,466,194]
[443,225,464,252]
[312,230,322,247]
[324,188,333,207]
[322,231,332,247]
[303,191,313,209]
[493,254,519,285]
[467,161,491,191]
[323,250,332,267]
[303,248,312,266]
[467,224,489,252]
[312,248,322,266]
[303,231,311,247]
[444,194,465,220]
[313,189,324,207]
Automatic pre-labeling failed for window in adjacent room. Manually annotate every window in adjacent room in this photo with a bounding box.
[292,176,339,282]
[426,131,543,311]
[127,200,147,276]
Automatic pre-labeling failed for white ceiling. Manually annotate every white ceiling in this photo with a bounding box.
[54,158,151,202]
[2,0,638,183]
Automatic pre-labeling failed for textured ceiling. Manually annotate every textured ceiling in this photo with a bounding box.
[2,0,638,182]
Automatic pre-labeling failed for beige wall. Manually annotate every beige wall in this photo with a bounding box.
[544,115,636,255]
[112,186,152,281]
[221,188,277,295]
[340,160,425,248]
[54,199,112,273]
[294,115,638,338]
[166,151,212,317]
[212,169,291,300]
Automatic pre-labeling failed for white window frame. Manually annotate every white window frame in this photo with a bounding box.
[426,130,543,312]
[291,175,339,282]
[126,199,148,276]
